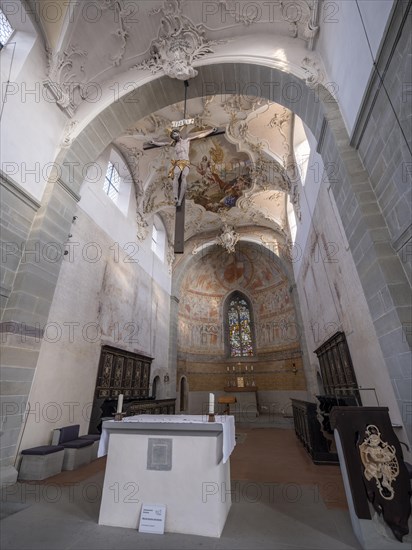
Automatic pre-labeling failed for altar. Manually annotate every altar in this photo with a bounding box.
[223,387,259,419]
[98,415,235,537]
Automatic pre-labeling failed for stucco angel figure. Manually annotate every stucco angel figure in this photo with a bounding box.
[151,126,216,206]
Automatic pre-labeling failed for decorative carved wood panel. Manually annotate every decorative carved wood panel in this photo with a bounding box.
[314,331,360,402]
[95,346,152,399]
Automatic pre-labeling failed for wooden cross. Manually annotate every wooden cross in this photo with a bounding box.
[174,177,185,254]
[145,126,224,254]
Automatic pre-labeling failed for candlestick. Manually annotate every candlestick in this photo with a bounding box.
[208,392,215,414]
[117,393,124,413]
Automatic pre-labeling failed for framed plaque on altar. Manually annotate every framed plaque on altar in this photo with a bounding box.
[237,376,244,388]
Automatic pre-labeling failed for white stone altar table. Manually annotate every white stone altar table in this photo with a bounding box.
[98,415,235,537]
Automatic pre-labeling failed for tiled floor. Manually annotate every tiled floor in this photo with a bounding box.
[0,417,362,550]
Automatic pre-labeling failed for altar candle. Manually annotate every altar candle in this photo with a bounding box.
[227,366,229,372]
[117,393,124,413]
[251,366,253,372]
[209,392,215,414]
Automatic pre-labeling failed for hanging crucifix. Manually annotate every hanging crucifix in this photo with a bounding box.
[148,81,217,253]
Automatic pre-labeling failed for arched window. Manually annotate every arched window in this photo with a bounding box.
[227,292,255,357]
[0,8,14,48]
[151,214,166,261]
[104,161,121,203]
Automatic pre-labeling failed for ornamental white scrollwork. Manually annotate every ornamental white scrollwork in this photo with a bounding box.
[132,0,226,80]
[136,211,149,241]
[216,223,239,253]
[301,57,324,89]
[101,0,137,67]
[43,45,87,118]
[359,424,399,501]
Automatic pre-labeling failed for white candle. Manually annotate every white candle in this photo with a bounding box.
[246,366,248,371]
[209,392,215,414]
[227,366,229,372]
[251,366,253,371]
[117,393,124,413]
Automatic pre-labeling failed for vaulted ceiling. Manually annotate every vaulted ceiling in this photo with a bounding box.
[28,0,324,250]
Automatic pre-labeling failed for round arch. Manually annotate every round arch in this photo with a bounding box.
[54,62,333,197]
[172,238,296,298]
[49,59,409,433]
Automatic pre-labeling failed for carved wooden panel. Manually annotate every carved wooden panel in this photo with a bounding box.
[330,407,411,542]
[314,331,360,402]
[95,346,152,399]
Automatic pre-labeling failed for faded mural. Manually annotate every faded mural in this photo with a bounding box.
[178,243,300,356]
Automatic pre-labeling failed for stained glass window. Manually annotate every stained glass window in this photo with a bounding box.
[228,294,254,357]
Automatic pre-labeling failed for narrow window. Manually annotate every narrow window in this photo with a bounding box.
[151,224,158,254]
[0,9,14,49]
[227,293,255,357]
[103,162,120,204]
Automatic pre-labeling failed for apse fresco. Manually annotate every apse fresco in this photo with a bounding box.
[178,244,299,356]
[186,134,253,212]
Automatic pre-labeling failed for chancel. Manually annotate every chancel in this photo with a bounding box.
[1,1,411,549]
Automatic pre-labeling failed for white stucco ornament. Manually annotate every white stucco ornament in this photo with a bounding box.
[43,45,87,118]
[217,224,240,254]
[359,424,399,501]
[133,0,225,80]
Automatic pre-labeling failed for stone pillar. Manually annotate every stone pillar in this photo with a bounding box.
[167,295,179,403]
[0,177,79,484]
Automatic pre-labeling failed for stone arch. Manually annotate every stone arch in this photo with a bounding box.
[172,237,296,298]
[55,63,330,196]
[9,61,409,441]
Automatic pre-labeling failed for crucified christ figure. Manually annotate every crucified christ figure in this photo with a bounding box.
[151,126,216,206]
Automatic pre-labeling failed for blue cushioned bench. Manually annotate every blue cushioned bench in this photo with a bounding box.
[79,434,101,460]
[53,425,94,471]
[18,445,65,480]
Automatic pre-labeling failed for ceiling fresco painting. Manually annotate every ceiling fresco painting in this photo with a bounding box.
[186,134,253,213]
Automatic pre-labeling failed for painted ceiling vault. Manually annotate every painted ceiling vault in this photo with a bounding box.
[26,0,322,257]
[116,94,305,247]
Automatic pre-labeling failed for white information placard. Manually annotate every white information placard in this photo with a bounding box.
[138,503,166,534]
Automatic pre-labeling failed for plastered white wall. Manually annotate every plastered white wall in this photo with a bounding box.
[316,0,394,134]
[294,169,406,437]
[1,32,67,200]
[18,207,172,451]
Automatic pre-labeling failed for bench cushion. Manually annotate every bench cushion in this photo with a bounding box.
[79,434,101,441]
[61,439,94,449]
[58,424,80,444]
[21,445,65,456]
